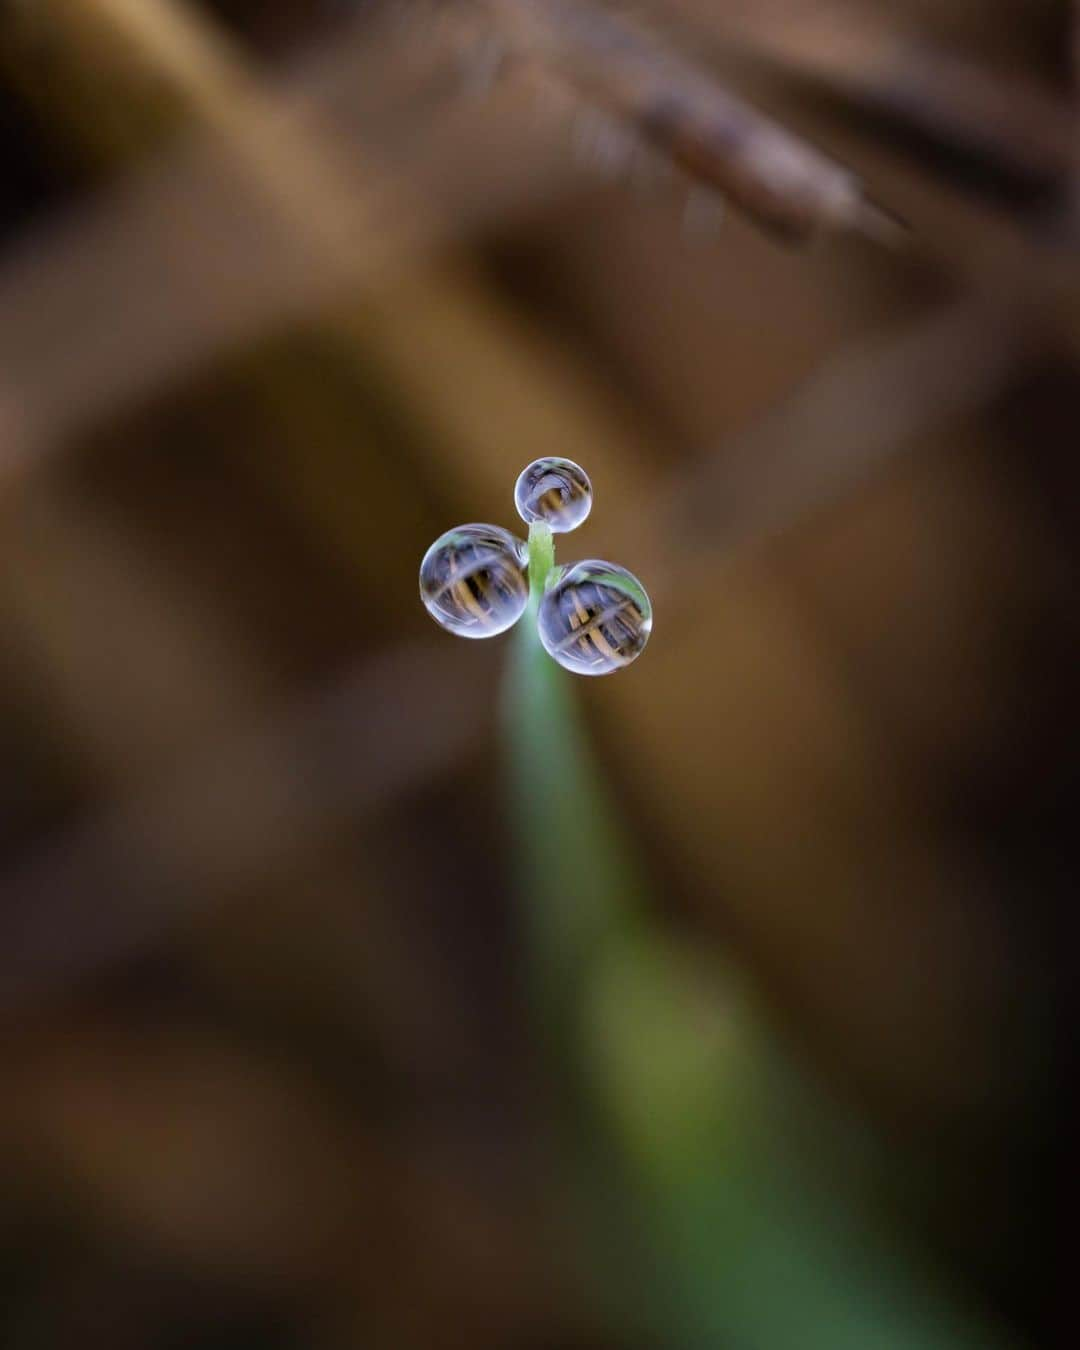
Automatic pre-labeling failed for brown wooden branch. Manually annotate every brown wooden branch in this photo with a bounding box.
[0,639,492,1011]
[452,0,904,241]
[664,297,1038,563]
[644,0,1078,191]
[0,0,655,540]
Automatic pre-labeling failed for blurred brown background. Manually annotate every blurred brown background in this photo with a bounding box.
[0,1,1070,1347]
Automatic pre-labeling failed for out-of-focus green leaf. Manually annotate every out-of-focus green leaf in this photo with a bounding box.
[502,523,1008,1350]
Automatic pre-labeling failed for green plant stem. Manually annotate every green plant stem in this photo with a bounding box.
[527,519,555,602]
[507,519,636,1018]
[501,523,1002,1350]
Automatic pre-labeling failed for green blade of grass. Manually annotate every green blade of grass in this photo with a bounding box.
[502,522,1008,1350]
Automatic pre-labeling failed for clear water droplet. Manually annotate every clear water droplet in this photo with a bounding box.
[538,559,652,675]
[419,524,529,638]
[514,458,592,533]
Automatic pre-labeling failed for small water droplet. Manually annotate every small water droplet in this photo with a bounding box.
[538,559,652,675]
[419,524,529,638]
[514,458,593,533]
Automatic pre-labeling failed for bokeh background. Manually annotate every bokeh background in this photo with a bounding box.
[0,1,1070,1347]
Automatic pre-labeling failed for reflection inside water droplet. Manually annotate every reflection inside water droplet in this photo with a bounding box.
[419,523,529,638]
[538,559,652,675]
[514,458,593,533]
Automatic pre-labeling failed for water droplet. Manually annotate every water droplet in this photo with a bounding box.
[538,559,652,675]
[419,524,529,638]
[514,458,593,533]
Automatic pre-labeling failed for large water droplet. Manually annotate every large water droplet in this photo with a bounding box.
[538,559,652,675]
[419,524,529,638]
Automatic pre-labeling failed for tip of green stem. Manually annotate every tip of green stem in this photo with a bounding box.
[528,520,556,602]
